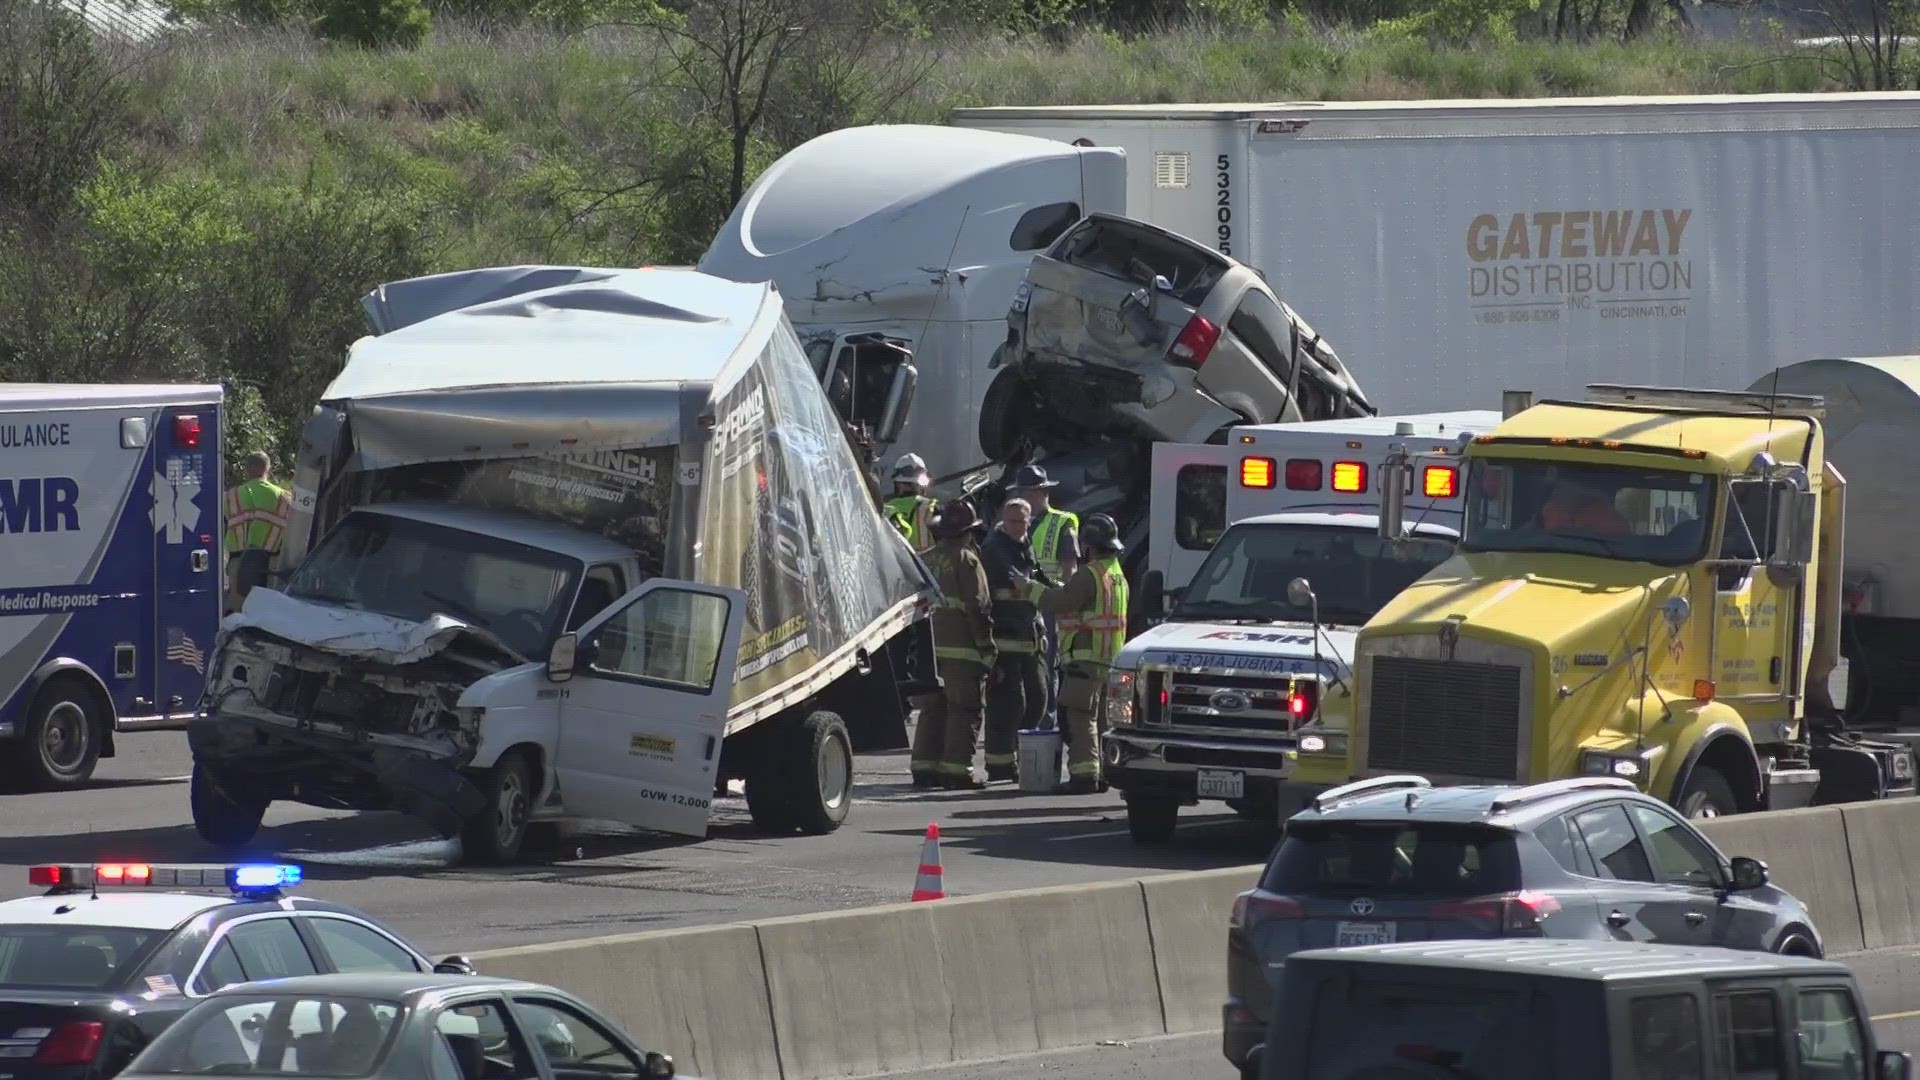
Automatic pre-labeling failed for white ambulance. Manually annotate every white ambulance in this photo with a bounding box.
[1111,410,1503,842]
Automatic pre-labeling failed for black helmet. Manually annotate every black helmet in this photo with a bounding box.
[932,498,984,540]
[1081,513,1122,556]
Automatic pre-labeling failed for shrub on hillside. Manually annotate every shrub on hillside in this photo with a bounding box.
[313,0,433,47]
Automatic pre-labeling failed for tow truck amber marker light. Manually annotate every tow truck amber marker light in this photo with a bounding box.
[1331,461,1367,493]
[1693,679,1716,701]
[1422,466,1458,499]
[1240,456,1276,489]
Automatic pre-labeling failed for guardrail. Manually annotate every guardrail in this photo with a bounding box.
[468,799,1917,1079]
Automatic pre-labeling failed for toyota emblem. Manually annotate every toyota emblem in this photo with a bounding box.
[1209,690,1250,713]
[1349,897,1376,916]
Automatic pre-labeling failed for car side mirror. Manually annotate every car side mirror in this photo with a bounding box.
[1878,1050,1912,1080]
[1729,856,1769,891]
[644,1051,675,1078]
[547,633,578,683]
[433,955,476,975]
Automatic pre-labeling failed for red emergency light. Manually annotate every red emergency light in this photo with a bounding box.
[1284,459,1322,491]
[173,414,202,449]
[1423,465,1459,499]
[1330,461,1368,493]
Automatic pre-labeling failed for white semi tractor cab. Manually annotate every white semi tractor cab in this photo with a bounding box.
[1112,411,1501,842]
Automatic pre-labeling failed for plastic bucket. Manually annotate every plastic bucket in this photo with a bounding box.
[1017,728,1063,793]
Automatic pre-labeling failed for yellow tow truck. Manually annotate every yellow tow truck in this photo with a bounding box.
[1340,377,1919,819]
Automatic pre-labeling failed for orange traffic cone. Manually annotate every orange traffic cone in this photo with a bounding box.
[911,822,945,901]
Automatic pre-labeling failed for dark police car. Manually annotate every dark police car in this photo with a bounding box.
[0,863,472,1079]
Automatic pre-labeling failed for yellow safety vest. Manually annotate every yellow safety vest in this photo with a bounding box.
[1060,557,1129,666]
[1032,507,1080,579]
[885,495,936,551]
[225,478,293,554]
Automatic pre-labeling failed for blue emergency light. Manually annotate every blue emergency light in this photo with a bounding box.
[29,862,304,896]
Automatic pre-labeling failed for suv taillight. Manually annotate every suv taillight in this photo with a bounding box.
[1230,891,1306,930]
[34,1022,104,1066]
[1166,314,1221,369]
[1429,890,1561,934]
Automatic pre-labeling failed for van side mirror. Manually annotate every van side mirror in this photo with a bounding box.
[433,955,477,975]
[547,633,578,683]
[644,1051,675,1078]
[1878,1050,1912,1080]
[879,360,918,445]
[1140,569,1166,615]
[1728,856,1769,891]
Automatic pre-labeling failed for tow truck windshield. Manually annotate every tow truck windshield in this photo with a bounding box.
[1462,458,1714,566]
[284,512,580,660]
[1170,523,1452,628]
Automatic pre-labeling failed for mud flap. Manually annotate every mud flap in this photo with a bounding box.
[374,756,487,838]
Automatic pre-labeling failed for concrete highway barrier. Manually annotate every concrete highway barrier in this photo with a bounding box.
[470,798,1920,1080]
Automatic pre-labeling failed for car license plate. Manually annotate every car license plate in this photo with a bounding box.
[1336,921,1396,947]
[1197,769,1245,799]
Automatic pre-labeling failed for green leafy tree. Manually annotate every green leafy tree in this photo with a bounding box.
[312,0,433,47]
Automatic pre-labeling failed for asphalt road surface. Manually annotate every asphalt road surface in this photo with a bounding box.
[875,946,1920,1077]
[0,731,1278,952]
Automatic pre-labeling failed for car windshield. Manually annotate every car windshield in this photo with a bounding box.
[1170,524,1452,628]
[0,925,160,989]
[285,513,581,659]
[131,994,405,1078]
[1305,978,1549,1080]
[1462,458,1713,565]
[1261,822,1522,898]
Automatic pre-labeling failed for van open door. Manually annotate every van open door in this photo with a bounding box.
[1147,442,1237,598]
[547,577,748,837]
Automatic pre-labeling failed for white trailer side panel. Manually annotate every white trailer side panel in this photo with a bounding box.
[955,95,1920,414]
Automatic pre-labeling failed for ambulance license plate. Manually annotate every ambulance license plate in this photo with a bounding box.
[1197,769,1245,799]
[1336,921,1395,947]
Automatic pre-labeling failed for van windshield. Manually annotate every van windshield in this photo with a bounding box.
[285,513,580,659]
[1170,524,1452,628]
[1462,458,1713,565]
[1306,979,1548,1079]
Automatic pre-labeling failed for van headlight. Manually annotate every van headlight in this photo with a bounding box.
[1104,669,1135,725]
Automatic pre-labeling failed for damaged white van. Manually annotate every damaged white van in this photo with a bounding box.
[190,267,940,863]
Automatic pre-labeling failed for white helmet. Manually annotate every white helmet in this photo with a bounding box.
[892,453,929,488]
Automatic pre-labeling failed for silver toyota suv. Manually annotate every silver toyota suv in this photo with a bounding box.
[1222,775,1823,1080]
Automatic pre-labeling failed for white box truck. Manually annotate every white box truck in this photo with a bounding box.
[950,92,1920,417]
[193,267,940,863]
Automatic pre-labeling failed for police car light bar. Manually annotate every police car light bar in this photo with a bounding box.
[29,863,303,893]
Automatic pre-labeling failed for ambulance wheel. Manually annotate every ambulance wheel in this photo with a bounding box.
[1126,794,1180,843]
[191,766,266,846]
[16,679,103,791]
[460,749,536,865]
[746,711,853,836]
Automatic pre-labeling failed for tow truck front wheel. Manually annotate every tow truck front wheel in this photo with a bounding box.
[746,711,854,836]
[461,749,535,865]
[1676,766,1738,820]
[192,766,267,846]
[1126,794,1180,843]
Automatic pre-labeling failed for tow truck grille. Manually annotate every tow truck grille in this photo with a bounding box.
[1368,656,1523,780]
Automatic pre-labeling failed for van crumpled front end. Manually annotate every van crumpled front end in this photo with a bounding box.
[190,589,523,834]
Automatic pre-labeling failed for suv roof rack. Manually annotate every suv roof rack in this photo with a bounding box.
[1312,775,1431,812]
[1487,777,1637,815]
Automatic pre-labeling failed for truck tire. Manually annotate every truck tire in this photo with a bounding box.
[191,766,267,846]
[979,366,1037,462]
[1126,794,1180,843]
[14,679,104,791]
[745,711,854,836]
[460,749,536,865]
[1675,766,1738,820]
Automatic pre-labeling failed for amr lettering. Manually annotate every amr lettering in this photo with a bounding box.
[0,477,81,534]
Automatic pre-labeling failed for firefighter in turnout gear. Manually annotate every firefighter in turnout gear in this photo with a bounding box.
[1023,512,1128,794]
[224,450,293,614]
[979,497,1052,783]
[884,453,937,552]
[909,498,996,790]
